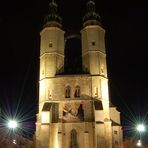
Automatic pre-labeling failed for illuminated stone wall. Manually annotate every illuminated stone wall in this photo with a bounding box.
[35,7,123,148]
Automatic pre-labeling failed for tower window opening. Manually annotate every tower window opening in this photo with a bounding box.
[74,86,80,98]
[91,41,95,46]
[114,131,118,135]
[70,129,78,148]
[49,42,53,47]
[95,87,98,96]
[65,86,71,98]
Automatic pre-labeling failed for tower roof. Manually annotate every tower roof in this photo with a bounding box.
[83,0,101,27]
[44,0,62,28]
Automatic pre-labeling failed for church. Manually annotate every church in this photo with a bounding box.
[35,0,123,147]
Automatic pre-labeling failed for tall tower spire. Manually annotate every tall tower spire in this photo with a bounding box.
[83,0,101,27]
[44,0,62,27]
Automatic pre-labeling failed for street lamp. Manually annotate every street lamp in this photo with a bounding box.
[7,120,18,147]
[7,120,18,129]
[136,123,146,147]
[136,124,145,133]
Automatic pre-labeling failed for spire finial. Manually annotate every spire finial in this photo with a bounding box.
[83,0,101,27]
[44,0,62,27]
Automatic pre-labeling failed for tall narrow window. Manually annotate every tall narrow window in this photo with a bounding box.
[70,129,78,148]
[91,41,95,46]
[74,86,80,98]
[65,86,71,98]
[95,87,98,96]
[49,42,53,47]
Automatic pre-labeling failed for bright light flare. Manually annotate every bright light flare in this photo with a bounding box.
[8,120,18,129]
[13,139,17,144]
[137,139,142,147]
[136,124,145,132]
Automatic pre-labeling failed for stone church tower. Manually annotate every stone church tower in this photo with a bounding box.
[35,0,123,148]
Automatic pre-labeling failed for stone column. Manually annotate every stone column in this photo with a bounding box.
[50,123,59,148]
[84,131,89,148]
[58,131,62,148]
[104,119,112,148]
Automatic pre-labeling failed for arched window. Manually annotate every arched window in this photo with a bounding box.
[74,86,80,98]
[65,86,71,98]
[70,129,78,148]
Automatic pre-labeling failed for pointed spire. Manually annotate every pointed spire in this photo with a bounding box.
[44,0,62,27]
[83,0,101,27]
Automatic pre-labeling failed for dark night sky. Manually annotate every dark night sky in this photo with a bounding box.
[0,0,148,136]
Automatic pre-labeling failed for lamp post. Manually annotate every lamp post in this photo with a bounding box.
[136,123,145,147]
[7,120,18,148]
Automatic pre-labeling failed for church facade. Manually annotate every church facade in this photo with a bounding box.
[35,1,123,148]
